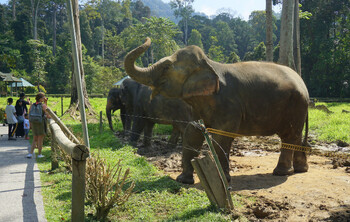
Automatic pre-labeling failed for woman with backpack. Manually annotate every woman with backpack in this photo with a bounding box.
[26,92,50,158]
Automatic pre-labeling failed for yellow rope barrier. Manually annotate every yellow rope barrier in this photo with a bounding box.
[206,128,312,152]
[281,143,311,153]
[207,128,242,138]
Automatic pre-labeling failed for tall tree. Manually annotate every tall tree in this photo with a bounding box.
[131,16,180,63]
[266,0,273,61]
[68,0,93,114]
[12,0,16,20]
[208,36,226,62]
[170,0,194,45]
[213,20,237,57]
[293,0,301,74]
[249,11,268,44]
[30,0,41,40]
[188,29,203,49]
[278,0,295,70]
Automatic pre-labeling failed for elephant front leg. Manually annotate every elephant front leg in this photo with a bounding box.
[129,117,145,147]
[166,126,180,149]
[212,134,233,183]
[143,121,155,147]
[176,122,204,184]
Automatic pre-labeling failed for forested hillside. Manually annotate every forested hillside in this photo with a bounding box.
[0,0,349,97]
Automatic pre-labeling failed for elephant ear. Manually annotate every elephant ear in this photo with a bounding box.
[182,60,219,98]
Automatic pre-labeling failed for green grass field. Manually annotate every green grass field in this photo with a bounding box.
[1,96,349,221]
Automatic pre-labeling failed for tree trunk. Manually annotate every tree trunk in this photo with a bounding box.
[266,0,273,61]
[278,0,295,70]
[34,0,40,40]
[53,3,57,56]
[293,0,301,75]
[12,0,16,21]
[101,21,105,66]
[30,0,40,40]
[184,18,188,45]
[69,0,93,112]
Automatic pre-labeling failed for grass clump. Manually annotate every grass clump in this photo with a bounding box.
[309,102,350,143]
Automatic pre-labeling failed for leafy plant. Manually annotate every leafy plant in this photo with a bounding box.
[86,152,135,221]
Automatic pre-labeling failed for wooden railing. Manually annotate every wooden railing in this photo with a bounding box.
[46,107,89,221]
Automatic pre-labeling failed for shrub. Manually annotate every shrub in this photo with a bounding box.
[86,153,135,221]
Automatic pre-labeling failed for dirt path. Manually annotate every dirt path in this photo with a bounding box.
[227,154,350,221]
[120,134,350,221]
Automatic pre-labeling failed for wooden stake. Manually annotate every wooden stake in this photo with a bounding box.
[198,120,234,211]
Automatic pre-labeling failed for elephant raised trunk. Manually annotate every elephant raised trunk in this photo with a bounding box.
[124,37,158,87]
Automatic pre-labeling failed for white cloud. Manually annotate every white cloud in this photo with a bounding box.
[198,6,216,16]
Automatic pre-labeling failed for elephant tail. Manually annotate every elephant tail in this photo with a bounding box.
[302,111,310,147]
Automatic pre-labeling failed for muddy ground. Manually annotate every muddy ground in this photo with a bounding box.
[116,132,350,221]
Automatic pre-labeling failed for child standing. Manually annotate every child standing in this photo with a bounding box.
[24,113,30,140]
[5,98,18,140]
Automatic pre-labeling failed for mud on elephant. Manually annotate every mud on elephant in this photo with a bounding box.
[119,78,195,149]
[124,37,310,184]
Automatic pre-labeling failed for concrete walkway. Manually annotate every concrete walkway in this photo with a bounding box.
[0,125,46,222]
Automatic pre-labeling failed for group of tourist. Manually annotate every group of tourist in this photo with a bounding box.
[5,92,50,158]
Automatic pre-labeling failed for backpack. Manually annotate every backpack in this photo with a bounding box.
[29,103,43,123]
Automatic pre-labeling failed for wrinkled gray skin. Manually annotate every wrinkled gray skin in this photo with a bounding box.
[124,37,310,184]
[106,88,130,133]
[120,78,194,148]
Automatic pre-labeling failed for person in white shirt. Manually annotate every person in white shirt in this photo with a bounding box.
[24,113,30,140]
[5,98,18,140]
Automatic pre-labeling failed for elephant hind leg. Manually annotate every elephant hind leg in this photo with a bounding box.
[293,150,308,173]
[274,129,309,175]
[166,126,180,149]
[273,132,303,176]
[143,121,155,147]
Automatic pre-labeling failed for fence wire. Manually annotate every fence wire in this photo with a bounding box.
[111,113,350,159]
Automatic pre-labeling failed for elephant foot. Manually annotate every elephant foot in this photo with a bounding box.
[293,152,308,173]
[294,164,309,173]
[176,173,194,184]
[273,166,294,176]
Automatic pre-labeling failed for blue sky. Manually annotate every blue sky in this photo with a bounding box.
[0,0,281,21]
[163,0,282,20]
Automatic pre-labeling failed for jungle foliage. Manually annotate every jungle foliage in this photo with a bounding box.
[0,0,349,97]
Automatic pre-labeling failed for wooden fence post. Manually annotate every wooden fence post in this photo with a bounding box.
[72,159,86,222]
[51,133,59,170]
[191,120,234,211]
[48,117,89,221]
[99,111,103,133]
[61,96,63,116]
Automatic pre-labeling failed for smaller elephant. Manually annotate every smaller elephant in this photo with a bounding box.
[120,78,195,148]
[106,87,131,133]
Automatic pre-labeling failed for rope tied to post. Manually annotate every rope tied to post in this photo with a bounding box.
[205,127,312,153]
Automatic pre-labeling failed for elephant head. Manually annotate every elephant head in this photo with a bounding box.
[124,37,220,99]
[106,88,124,132]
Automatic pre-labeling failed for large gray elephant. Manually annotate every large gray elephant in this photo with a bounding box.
[106,88,130,133]
[120,78,195,148]
[124,37,310,184]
